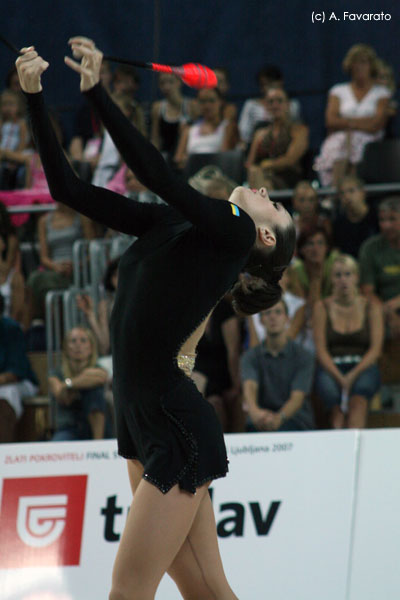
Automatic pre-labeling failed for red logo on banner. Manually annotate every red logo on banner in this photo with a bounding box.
[0,475,87,568]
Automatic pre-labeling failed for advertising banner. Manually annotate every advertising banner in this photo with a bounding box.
[348,429,400,600]
[0,431,358,600]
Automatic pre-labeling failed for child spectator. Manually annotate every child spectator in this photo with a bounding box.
[0,201,24,324]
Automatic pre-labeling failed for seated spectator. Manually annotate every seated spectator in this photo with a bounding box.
[0,110,64,229]
[359,197,400,340]
[315,44,390,187]
[288,226,339,303]
[91,92,146,188]
[246,87,309,190]
[0,293,38,443]
[188,164,236,200]
[48,326,108,441]
[375,58,397,137]
[214,67,237,122]
[288,227,340,354]
[0,202,24,324]
[26,202,95,325]
[69,59,113,161]
[5,66,22,94]
[150,73,198,162]
[0,89,29,190]
[313,254,383,428]
[174,87,238,170]
[247,268,305,347]
[291,181,332,237]
[241,298,315,432]
[238,64,301,147]
[76,257,120,360]
[193,294,244,432]
[333,175,378,257]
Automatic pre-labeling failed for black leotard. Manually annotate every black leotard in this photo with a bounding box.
[26,84,256,494]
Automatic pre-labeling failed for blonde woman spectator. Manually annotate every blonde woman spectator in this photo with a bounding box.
[246,87,309,190]
[315,44,390,187]
[313,255,383,429]
[48,326,108,441]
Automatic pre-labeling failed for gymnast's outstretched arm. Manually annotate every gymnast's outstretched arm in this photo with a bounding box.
[15,47,168,236]
[66,37,256,253]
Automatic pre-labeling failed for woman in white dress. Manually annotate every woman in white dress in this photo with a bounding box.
[315,44,390,187]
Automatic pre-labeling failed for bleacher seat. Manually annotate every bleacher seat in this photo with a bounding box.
[358,140,400,183]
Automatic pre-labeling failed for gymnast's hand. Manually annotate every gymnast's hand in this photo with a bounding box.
[65,36,103,92]
[15,47,49,94]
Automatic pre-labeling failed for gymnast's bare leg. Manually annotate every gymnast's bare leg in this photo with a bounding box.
[108,459,239,600]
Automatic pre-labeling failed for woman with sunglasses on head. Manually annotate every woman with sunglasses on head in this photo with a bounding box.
[16,38,295,600]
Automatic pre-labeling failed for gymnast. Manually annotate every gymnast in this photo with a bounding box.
[16,38,296,600]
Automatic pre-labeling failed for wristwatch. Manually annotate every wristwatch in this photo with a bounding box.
[64,378,73,389]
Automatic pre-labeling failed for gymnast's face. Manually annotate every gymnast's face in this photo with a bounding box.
[229,186,292,233]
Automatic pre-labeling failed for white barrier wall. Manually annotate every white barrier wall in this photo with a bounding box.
[0,429,398,600]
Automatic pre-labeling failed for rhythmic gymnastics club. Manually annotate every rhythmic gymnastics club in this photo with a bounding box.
[0,34,217,90]
[103,54,218,89]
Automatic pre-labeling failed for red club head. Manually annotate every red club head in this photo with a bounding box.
[175,63,218,89]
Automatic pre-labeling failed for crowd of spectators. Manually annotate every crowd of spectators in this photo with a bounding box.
[0,41,399,443]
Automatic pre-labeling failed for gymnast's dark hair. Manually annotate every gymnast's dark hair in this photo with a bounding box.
[231,220,296,316]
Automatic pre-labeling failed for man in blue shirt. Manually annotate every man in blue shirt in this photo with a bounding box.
[241,299,315,432]
[0,293,38,442]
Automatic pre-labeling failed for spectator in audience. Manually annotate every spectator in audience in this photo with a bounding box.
[245,87,309,190]
[289,226,339,303]
[0,292,38,443]
[76,256,120,359]
[247,268,305,347]
[48,326,108,441]
[69,59,113,161]
[188,164,236,200]
[112,64,140,96]
[315,43,390,187]
[291,181,332,237]
[288,227,339,354]
[0,110,64,229]
[214,67,237,122]
[375,57,397,136]
[238,64,301,146]
[150,73,198,162]
[25,202,95,325]
[0,202,24,323]
[313,254,383,428]
[5,66,22,94]
[333,175,378,257]
[193,294,244,432]
[359,196,400,340]
[0,89,29,189]
[174,87,238,170]
[241,298,314,432]
[91,92,146,188]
